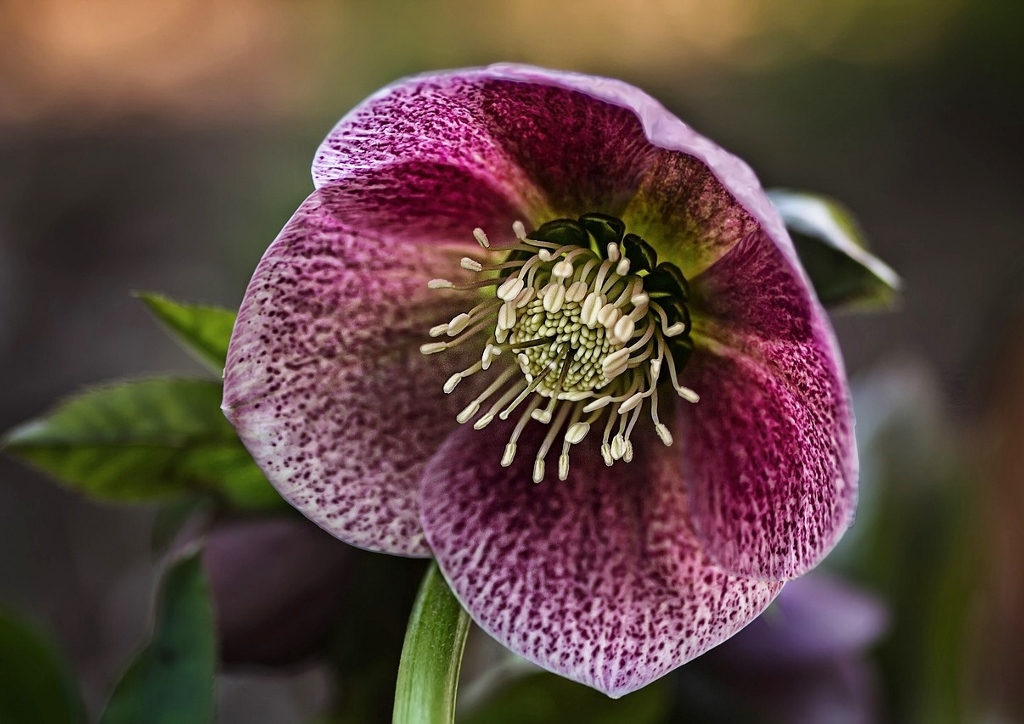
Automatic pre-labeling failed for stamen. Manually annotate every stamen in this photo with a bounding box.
[423,217,698,477]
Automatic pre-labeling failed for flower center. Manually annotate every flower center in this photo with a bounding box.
[420,214,699,483]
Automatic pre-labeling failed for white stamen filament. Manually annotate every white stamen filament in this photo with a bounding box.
[422,221,700,482]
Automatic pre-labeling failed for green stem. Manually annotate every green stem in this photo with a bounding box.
[393,561,471,724]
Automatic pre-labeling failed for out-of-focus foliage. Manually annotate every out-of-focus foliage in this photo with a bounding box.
[0,610,85,724]
[100,552,215,724]
[2,379,281,509]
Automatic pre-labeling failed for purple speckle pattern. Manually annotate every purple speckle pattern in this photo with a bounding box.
[420,421,783,698]
[223,190,475,556]
[680,228,857,579]
[223,64,859,695]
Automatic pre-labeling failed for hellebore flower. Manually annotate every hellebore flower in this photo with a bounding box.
[222,64,857,696]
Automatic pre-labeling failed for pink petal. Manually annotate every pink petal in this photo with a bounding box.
[419,421,782,698]
[314,64,787,238]
[680,227,858,580]
[223,189,483,556]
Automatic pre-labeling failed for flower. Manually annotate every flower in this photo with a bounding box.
[222,64,857,697]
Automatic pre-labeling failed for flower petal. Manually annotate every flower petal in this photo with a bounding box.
[223,189,481,556]
[419,421,782,698]
[681,227,858,580]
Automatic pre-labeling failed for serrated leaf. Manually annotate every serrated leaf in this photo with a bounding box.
[459,671,668,724]
[137,293,236,374]
[768,189,901,312]
[0,610,86,724]
[3,378,282,509]
[100,552,215,724]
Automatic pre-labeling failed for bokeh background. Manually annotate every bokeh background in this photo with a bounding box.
[1,0,1022,721]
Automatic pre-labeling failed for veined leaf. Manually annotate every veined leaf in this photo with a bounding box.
[137,293,236,374]
[3,378,281,509]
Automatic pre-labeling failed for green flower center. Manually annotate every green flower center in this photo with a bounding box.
[420,214,698,483]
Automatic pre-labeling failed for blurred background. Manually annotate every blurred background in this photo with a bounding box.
[1,0,1022,721]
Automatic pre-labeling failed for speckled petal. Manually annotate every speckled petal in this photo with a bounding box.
[419,421,783,698]
[223,188,486,556]
[314,64,789,236]
[680,227,858,580]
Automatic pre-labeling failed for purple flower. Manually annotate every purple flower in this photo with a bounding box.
[222,64,857,697]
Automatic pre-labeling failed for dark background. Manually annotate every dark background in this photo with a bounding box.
[1,0,1022,720]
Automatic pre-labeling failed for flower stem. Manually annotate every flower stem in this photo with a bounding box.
[392,561,471,724]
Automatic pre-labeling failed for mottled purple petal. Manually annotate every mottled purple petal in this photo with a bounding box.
[223,189,480,556]
[419,421,782,698]
[680,227,857,580]
[314,64,792,255]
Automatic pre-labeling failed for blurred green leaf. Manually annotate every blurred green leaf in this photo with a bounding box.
[100,552,215,724]
[394,562,471,724]
[3,378,282,509]
[136,292,236,374]
[0,610,85,724]
[459,672,668,724]
[768,188,901,312]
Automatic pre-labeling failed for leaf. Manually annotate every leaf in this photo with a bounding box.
[100,552,215,724]
[3,378,282,510]
[768,189,901,312]
[393,562,472,724]
[0,610,85,724]
[459,672,668,724]
[136,292,236,374]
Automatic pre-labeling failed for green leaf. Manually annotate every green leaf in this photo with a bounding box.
[393,562,471,724]
[768,189,901,312]
[136,292,236,374]
[459,672,668,724]
[100,552,215,724]
[0,610,86,724]
[3,378,282,510]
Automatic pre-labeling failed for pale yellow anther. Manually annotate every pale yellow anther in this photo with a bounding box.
[552,260,574,279]
[420,342,447,355]
[502,443,517,467]
[533,459,545,484]
[542,283,565,313]
[558,454,570,481]
[428,279,454,289]
[613,316,635,344]
[457,401,480,424]
[497,276,525,301]
[655,423,673,446]
[443,373,462,394]
[565,422,590,444]
[446,313,472,336]
[429,323,449,337]
[461,257,483,272]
